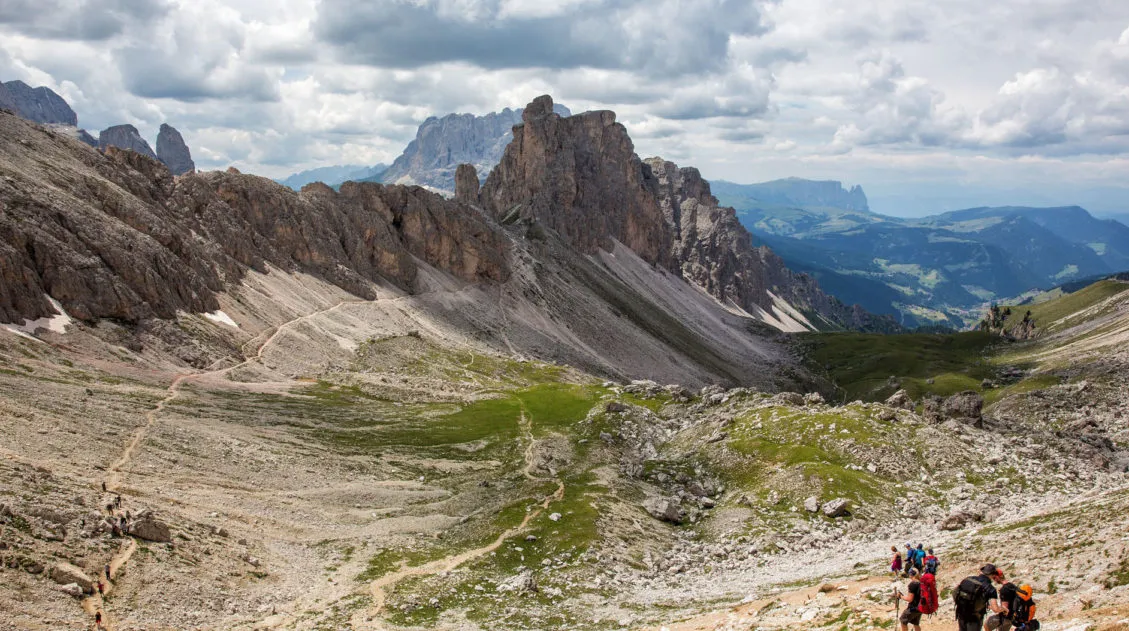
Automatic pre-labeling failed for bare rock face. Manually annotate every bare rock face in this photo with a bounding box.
[99,124,158,160]
[0,111,510,324]
[156,123,195,175]
[454,163,479,204]
[0,82,15,112]
[3,80,77,126]
[382,102,571,192]
[482,95,673,269]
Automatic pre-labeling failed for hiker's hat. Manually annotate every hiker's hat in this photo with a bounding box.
[981,563,998,575]
[908,568,919,576]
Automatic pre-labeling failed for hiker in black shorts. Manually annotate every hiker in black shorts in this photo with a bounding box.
[896,568,923,631]
[953,563,1007,631]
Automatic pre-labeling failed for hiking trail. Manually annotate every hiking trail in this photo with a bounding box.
[357,404,565,629]
[89,298,368,629]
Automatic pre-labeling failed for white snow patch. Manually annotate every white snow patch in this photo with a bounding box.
[2,296,72,339]
[203,310,239,328]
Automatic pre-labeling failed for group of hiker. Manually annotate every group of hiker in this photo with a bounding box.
[891,545,1039,631]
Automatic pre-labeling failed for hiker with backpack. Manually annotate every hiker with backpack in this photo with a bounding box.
[986,583,1039,631]
[924,548,940,575]
[895,568,924,631]
[915,544,926,572]
[954,564,1008,631]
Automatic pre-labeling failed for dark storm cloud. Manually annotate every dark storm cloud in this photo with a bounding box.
[312,0,766,77]
[0,0,169,41]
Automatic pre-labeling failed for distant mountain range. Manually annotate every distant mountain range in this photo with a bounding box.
[276,164,388,190]
[714,180,1129,328]
[277,103,571,194]
[2,78,195,175]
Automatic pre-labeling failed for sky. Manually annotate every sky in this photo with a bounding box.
[2,0,1129,217]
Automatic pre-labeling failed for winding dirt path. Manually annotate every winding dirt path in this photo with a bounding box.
[89,298,369,629]
[359,404,566,629]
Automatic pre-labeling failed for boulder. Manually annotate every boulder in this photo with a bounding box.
[771,392,805,407]
[922,396,944,424]
[821,498,851,518]
[50,562,94,593]
[128,514,172,542]
[642,497,684,524]
[57,582,85,598]
[804,392,825,405]
[803,496,820,513]
[496,568,538,593]
[943,391,984,427]
[939,510,983,531]
[885,389,914,411]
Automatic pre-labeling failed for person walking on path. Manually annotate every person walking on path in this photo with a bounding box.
[896,568,923,631]
[104,563,111,580]
[924,548,940,575]
[987,583,1039,631]
[953,563,1007,631]
[891,546,904,576]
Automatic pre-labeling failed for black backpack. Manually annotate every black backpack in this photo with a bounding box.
[954,577,991,617]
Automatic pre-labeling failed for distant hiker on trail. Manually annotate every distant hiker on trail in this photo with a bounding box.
[986,583,1039,631]
[94,611,103,630]
[924,548,940,575]
[101,481,106,492]
[895,568,923,631]
[105,563,111,580]
[115,494,122,508]
[891,545,904,575]
[953,564,1007,631]
[914,544,926,572]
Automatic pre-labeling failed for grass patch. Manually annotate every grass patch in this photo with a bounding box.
[797,331,999,402]
[1003,280,1129,334]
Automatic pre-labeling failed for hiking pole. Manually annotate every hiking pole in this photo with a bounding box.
[894,588,902,625]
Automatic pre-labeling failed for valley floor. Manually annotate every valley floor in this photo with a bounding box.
[2,278,1128,631]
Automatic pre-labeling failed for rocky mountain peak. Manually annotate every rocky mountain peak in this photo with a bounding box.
[481,95,674,270]
[98,124,158,161]
[2,80,77,126]
[379,100,571,193]
[454,163,479,204]
[156,123,195,175]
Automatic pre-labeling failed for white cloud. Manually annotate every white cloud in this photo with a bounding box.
[0,0,1127,211]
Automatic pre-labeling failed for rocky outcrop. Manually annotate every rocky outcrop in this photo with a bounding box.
[156,123,195,175]
[482,95,673,269]
[942,391,984,427]
[382,102,571,193]
[128,513,172,542]
[0,82,15,112]
[455,163,479,204]
[643,496,684,524]
[0,110,509,324]
[99,124,158,160]
[477,95,896,333]
[50,562,94,593]
[2,80,77,126]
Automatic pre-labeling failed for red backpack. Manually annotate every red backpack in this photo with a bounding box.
[918,573,939,615]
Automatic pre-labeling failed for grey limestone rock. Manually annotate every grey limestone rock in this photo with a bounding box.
[3,80,77,125]
[99,124,157,160]
[156,123,195,175]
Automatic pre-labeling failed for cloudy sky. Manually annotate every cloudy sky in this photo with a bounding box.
[3,0,1129,216]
